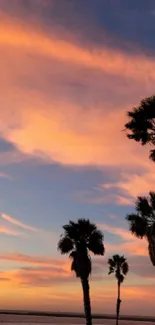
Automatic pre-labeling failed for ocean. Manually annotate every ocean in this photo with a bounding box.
[0,314,154,325]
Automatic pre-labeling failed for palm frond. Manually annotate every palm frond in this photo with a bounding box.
[108,258,116,268]
[150,150,155,162]
[63,221,79,240]
[77,219,97,236]
[149,192,155,211]
[147,223,155,238]
[58,219,104,279]
[119,255,126,264]
[118,274,124,284]
[125,95,155,161]
[108,266,114,275]
[69,250,77,259]
[108,254,128,283]
[71,259,77,273]
[121,261,129,275]
[70,251,79,277]
[136,196,152,217]
[126,214,147,238]
[88,230,105,255]
[58,236,74,254]
[113,254,121,264]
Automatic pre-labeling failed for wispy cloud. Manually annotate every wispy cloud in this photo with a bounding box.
[73,189,133,206]
[0,226,23,236]
[76,169,155,207]
[128,256,155,279]
[0,252,70,271]
[107,240,148,257]
[13,266,73,288]
[102,171,155,201]
[1,214,39,232]
[99,222,148,257]
[1,14,155,82]
[99,223,134,241]
[0,3,154,315]
[0,172,11,180]
[0,5,153,183]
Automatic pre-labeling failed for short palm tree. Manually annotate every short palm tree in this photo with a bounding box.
[124,95,155,161]
[58,219,105,325]
[108,255,129,325]
[126,192,155,265]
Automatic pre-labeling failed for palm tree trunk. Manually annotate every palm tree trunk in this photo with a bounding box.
[148,236,155,266]
[81,278,92,325]
[116,282,121,325]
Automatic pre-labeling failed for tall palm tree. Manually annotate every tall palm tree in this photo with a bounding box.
[58,219,105,325]
[126,192,155,265]
[108,255,129,325]
[124,95,155,161]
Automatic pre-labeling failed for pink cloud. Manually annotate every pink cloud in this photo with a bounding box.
[73,189,133,206]
[0,226,23,236]
[0,14,152,168]
[0,172,11,180]
[0,252,70,270]
[1,213,39,232]
[102,171,155,200]
[99,222,148,256]
[0,12,154,208]
[99,223,134,241]
[107,241,148,257]
[0,10,154,316]
[1,13,155,82]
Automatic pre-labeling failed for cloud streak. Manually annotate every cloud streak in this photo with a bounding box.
[1,14,155,82]
[99,222,148,257]
[0,13,154,175]
[0,2,154,315]
[99,223,134,241]
[1,214,39,233]
[0,253,70,272]
[0,226,23,236]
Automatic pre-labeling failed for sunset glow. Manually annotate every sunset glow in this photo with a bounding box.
[0,0,155,317]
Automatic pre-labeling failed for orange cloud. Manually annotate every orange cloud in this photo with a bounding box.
[103,171,155,200]
[0,258,153,314]
[99,222,148,256]
[0,172,11,179]
[1,214,39,232]
[0,253,70,271]
[0,11,154,205]
[107,240,148,257]
[0,10,154,315]
[99,223,134,241]
[1,13,155,82]
[73,190,133,206]
[0,226,22,236]
[3,103,151,171]
[122,285,155,300]
[0,14,152,171]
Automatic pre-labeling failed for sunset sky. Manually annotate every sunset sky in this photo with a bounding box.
[1,0,155,316]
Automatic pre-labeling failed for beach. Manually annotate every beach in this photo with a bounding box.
[0,314,154,325]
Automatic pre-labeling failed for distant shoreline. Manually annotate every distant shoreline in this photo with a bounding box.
[0,310,155,323]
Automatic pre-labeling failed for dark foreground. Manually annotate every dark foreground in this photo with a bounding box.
[0,311,155,323]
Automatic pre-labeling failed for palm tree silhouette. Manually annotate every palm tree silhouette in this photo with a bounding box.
[124,95,155,161]
[108,254,129,325]
[58,219,105,325]
[126,192,155,265]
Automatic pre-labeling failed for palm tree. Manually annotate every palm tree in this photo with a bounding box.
[108,255,129,325]
[126,192,155,265]
[58,219,105,325]
[124,95,155,161]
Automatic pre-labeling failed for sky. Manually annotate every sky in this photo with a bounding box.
[0,0,155,317]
